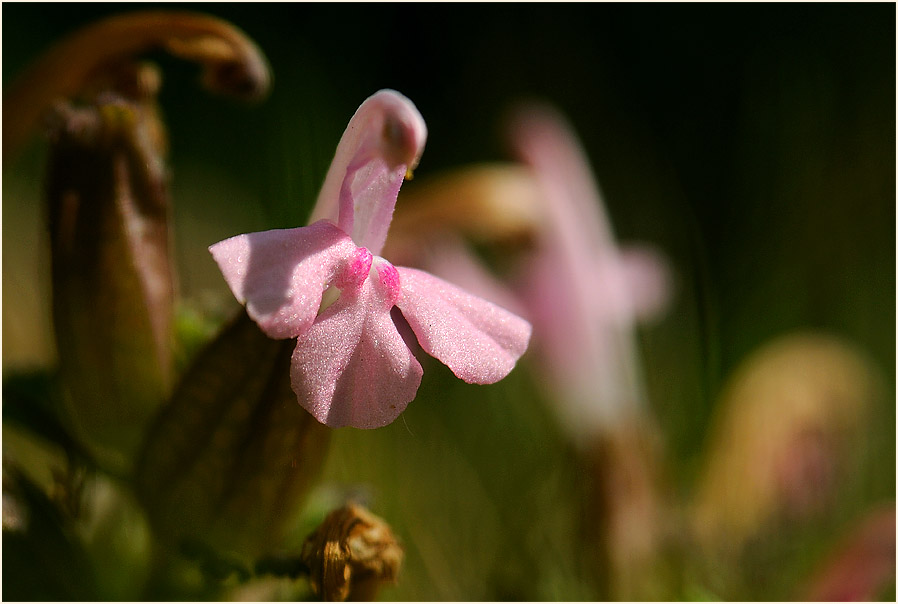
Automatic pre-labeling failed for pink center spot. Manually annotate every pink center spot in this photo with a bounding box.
[375,259,402,306]
[336,246,373,291]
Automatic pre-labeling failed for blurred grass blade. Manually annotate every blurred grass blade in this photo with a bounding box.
[135,311,331,557]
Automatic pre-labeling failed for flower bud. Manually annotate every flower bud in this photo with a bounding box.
[135,312,330,556]
[4,10,271,159]
[46,94,174,474]
[300,502,403,602]
[30,11,273,475]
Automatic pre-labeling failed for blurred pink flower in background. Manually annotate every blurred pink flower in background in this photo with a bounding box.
[210,90,531,429]
[389,105,672,443]
[385,104,675,599]
[505,105,671,443]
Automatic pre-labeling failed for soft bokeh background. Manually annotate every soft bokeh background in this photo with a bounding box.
[3,3,895,601]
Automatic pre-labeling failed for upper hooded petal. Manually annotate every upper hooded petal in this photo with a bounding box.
[395,267,532,384]
[209,220,357,339]
[290,259,423,429]
[307,89,427,256]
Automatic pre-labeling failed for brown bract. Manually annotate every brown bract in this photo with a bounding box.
[35,10,271,476]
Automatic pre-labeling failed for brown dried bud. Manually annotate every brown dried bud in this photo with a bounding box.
[300,503,403,602]
[4,10,271,158]
[46,94,174,475]
[29,11,272,476]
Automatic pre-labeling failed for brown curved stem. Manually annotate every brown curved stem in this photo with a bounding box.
[3,10,271,160]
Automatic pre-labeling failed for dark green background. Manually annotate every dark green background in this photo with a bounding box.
[3,3,895,600]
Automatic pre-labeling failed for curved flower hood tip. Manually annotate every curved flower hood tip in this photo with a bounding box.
[210,90,531,428]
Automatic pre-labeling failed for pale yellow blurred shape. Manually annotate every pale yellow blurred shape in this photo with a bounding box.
[693,332,882,550]
[389,163,545,249]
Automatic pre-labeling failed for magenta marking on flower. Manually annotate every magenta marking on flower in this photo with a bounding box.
[336,247,373,291]
[375,260,402,307]
[209,90,532,429]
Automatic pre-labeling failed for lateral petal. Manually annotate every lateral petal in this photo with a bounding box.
[395,267,531,385]
[209,220,356,339]
[615,246,671,322]
[591,246,672,325]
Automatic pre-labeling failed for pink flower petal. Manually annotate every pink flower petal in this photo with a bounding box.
[308,90,427,256]
[611,246,671,322]
[290,260,423,429]
[585,247,671,327]
[209,220,356,339]
[392,233,528,319]
[395,267,532,384]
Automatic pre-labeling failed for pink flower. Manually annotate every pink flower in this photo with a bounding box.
[508,105,670,440]
[385,104,671,443]
[209,90,531,429]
